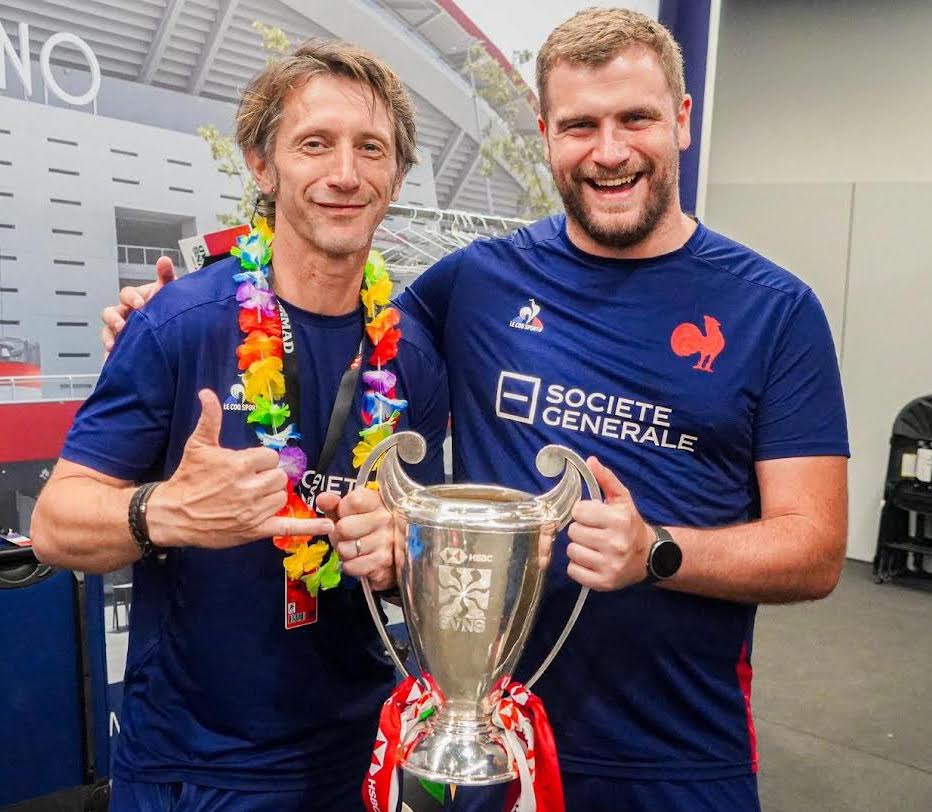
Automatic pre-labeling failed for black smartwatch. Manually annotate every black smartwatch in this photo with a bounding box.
[645,526,682,583]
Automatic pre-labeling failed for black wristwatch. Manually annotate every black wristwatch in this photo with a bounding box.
[645,525,682,583]
[128,481,163,560]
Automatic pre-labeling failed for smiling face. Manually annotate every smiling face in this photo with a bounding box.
[247,74,401,260]
[540,46,692,257]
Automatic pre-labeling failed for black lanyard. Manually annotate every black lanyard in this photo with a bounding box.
[277,300,364,480]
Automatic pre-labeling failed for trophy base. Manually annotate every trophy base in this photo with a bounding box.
[401,717,517,786]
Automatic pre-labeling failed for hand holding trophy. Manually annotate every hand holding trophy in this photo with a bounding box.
[354,431,602,812]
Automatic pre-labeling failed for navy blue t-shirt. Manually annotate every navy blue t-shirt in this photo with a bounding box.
[62,256,448,790]
[396,216,848,780]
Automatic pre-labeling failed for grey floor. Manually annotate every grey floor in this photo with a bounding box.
[104,560,932,810]
[754,561,932,811]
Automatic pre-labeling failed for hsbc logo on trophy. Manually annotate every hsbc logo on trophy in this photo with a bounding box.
[439,547,493,565]
[439,547,466,565]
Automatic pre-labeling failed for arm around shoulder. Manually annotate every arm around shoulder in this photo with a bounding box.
[393,247,466,350]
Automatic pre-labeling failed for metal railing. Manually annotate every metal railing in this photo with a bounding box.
[117,244,182,267]
[0,374,99,402]
[376,203,531,276]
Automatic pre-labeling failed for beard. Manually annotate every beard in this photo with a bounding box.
[555,155,678,250]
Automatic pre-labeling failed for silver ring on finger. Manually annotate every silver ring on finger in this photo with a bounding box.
[355,538,362,558]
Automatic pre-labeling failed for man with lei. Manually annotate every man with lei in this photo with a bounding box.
[32,40,448,811]
[96,9,847,812]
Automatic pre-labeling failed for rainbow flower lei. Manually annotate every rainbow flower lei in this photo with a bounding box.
[230,219,407,596]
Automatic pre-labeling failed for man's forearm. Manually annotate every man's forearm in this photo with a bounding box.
[662,514,846,604]
[31,473,142,574]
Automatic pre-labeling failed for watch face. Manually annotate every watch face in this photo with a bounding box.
[651,539,683,579]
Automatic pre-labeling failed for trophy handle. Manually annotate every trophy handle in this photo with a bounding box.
[525,446,601,690]
[355,431,425,513]
[354,431,427,680]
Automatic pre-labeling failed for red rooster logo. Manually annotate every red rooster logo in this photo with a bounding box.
[670,315,726,372]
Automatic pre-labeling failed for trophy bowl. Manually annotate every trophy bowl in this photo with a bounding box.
[356,432,599,786]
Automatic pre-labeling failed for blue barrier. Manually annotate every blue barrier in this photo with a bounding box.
[0,555,109,808]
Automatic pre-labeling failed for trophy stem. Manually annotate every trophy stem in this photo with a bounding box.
[402,714,517,786]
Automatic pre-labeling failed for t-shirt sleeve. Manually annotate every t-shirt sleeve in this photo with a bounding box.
[753,288,849,460]
[393,248,464,352]
[61,311,175,481]
[403,345,450,487]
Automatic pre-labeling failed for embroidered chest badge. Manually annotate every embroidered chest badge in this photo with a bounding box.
[670,315,726,372]
[508,298,544,333]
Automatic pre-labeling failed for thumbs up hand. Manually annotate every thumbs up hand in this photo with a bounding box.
[565,457,653,592]
[145,389,333,549]
[186,388,225,448]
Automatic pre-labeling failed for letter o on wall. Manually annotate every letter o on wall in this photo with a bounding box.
[40,32,101,106]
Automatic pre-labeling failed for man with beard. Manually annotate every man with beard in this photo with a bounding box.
[101,9,848,811]
[400,9,847,811]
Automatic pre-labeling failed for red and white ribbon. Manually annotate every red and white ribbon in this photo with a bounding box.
[496,681,564,812]
[362,678,563,812]
[363,676,434,812]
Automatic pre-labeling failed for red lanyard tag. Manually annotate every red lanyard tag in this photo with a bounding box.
[284,573,319,630]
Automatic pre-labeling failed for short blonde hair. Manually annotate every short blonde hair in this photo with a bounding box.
[536,7,685,116]
[236,39,417,220]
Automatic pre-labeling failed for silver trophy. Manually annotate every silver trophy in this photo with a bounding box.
[355,431,601,785]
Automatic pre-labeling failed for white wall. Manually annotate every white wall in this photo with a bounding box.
[704,182,852,346]
[842,184,932,561]
[709,0,932,184]
[705,1,932,561]
[0,94,242,391]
